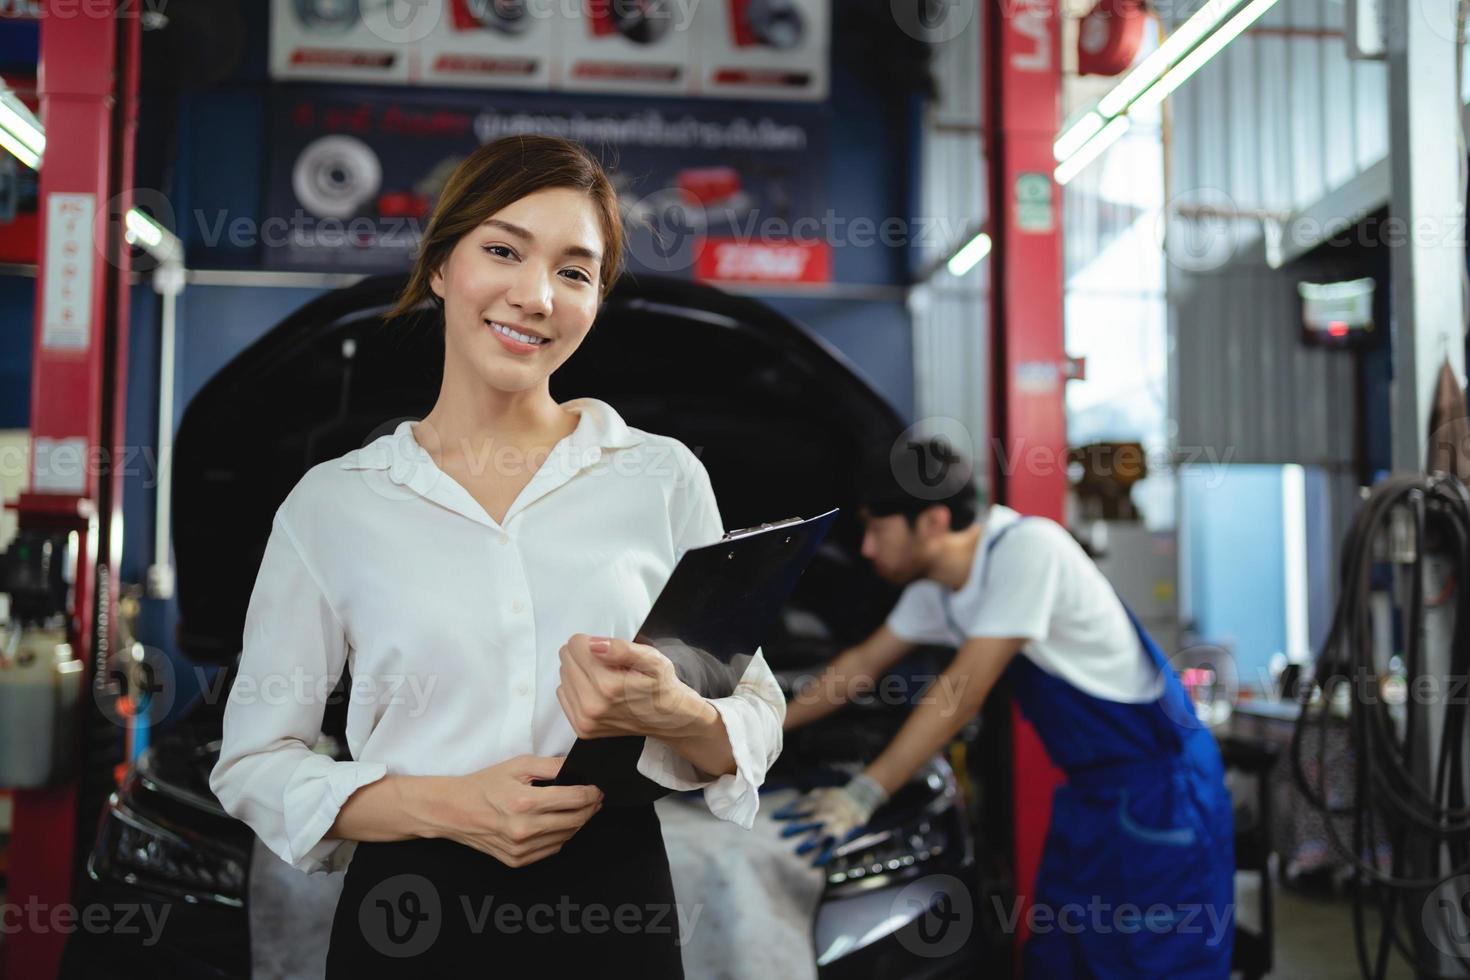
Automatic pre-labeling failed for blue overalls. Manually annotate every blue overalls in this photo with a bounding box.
[951,521,1235,978]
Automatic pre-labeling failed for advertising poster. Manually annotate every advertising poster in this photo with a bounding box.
[262,88,832,287]
[422,1,557,89]
[269,0,419,85]
[697,0,829,101]
[270,1,829,102]
[553,0,696,96]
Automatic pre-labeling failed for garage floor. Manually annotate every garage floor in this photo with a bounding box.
[1239,873,1413,979]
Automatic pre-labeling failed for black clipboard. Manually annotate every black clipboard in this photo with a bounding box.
[547,507,840,805]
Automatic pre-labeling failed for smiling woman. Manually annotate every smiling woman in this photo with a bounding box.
[207,135,787,978]
[428,186,606,395]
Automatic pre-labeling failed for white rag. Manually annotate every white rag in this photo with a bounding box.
[656,788,827,980]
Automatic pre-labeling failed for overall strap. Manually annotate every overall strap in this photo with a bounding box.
[939,517,1033,641]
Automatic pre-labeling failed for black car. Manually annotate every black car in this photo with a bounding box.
[66,275,1004,978]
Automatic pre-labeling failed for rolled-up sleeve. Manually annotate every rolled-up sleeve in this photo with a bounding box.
[635,449,786,828]
[208,513,388,874]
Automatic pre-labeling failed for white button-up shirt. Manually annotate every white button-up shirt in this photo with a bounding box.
[208,398,785,874]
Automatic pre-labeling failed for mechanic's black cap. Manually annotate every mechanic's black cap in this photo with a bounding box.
[856,436,981,530]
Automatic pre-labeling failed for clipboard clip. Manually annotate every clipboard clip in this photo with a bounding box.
[721,516,805,542]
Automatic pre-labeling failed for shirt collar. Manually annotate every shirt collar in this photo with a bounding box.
[560,396,646,453]
[343,396,649,484]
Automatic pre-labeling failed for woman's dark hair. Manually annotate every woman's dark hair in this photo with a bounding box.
[384,135,625,323]
[856,437,981,531]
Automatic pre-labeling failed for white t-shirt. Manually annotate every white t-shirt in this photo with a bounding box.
[209,398,784,874]
[885,505,1161,703]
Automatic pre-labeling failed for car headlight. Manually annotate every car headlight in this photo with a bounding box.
[89,794,247,908]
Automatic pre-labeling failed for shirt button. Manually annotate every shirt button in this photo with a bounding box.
[516,682,530,696]
[511,599,525,614]
[498,536,510,547]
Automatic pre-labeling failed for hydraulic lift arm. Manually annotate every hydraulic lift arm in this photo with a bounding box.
[2,6,139,978]
[983,0,1068,955]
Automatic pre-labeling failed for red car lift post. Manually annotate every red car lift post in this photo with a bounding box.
[2,6,140,979]
[983,0,1068,957]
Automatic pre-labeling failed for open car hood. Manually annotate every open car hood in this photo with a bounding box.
[172,274,907,668]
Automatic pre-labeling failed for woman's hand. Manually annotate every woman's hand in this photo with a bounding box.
[429,755,602,867]
[556,633,710,739]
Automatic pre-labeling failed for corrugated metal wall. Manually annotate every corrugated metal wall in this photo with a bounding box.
[1170,264,1359,470]
[1167,0,1390,216]
[909,6,991,478]
[1164,0,1394,582]
[1165,0,1386,472]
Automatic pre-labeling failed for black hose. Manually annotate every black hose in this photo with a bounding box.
[1291,473,1470,980]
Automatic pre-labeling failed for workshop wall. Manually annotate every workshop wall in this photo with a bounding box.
[1163,0,1400,653]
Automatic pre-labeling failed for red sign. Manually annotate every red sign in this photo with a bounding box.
[1077,0,1147,77]
[693,237,831,285]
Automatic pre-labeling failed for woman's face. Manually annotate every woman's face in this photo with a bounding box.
[430,187,605,395]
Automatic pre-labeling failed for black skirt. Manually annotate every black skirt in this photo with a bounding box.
[325,803,685,977]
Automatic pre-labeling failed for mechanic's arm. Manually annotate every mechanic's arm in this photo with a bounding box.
[783,625,916,731]
[862,635,1027,794]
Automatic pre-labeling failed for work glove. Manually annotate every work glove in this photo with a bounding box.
[772,772,889,867]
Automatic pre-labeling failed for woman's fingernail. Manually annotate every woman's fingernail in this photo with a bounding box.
[589,639,610,654]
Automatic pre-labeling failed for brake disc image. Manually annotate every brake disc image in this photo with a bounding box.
[291,135,383,220]
[293,0,361,33]
[461,0,533,34]
[609,0,675,44]
[745,0,805,49]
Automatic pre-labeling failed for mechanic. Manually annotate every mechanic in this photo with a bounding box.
[777,441,1234,978]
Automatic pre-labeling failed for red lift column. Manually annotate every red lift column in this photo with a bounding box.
[3,5,139,979]
[983,0,1067,957]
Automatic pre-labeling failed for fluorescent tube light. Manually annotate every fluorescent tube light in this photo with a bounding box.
[1131,0,1281,113]
[946,231,992,277]
[1096,0,1246,117]
[1054,115,1131,186]
[1054,110,1105,162]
